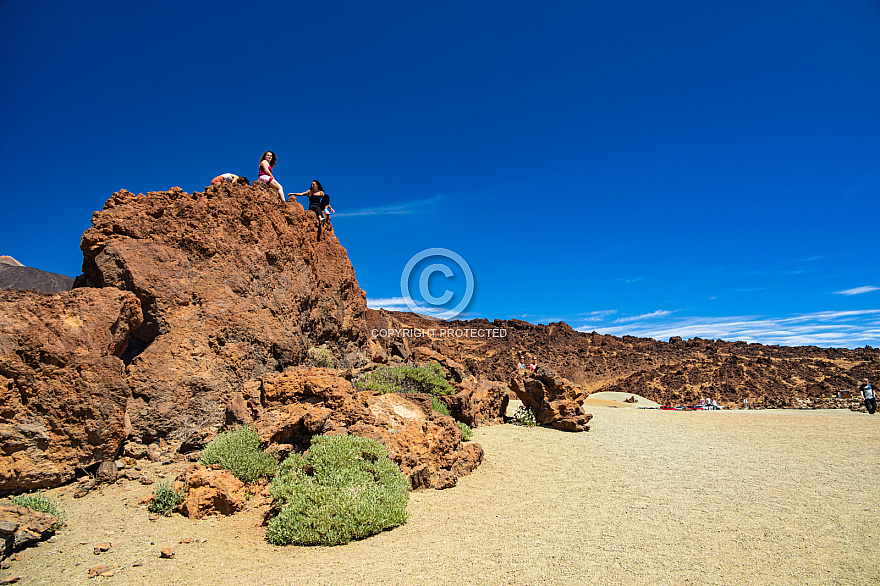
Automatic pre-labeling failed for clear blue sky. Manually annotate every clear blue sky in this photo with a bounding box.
[2,1,879,347]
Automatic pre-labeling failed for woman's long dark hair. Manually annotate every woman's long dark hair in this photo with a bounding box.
[312,179,324,192]
[260,151,277,167]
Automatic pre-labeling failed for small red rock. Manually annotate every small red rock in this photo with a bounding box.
[160,547,174,559]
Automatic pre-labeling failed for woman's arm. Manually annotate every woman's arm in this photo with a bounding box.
[260,160,273,176]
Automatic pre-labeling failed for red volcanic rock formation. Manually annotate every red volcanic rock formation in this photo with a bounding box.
[0,502,60,559]
[366,309,880,407]
[0,288,142,492]
[231,367,483,489]
[509,368,592,431]
[440,378,510,427]
[177,464,247,519]
[74,182,370,442]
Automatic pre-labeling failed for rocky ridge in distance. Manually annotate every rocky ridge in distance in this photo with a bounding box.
[367,309,880,408]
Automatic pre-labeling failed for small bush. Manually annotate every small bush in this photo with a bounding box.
[199,425,277,484]
[512,405,538,427]
[430,396,450,416]
[149,480,186,516]
[266,435,409,546]
[457,421,473,441]
[354,363,453,396]
[306,347,336,368]
[10,493,65,530]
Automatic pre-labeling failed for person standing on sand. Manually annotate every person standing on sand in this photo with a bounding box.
[257,151,285,202]
[860,378,876,414]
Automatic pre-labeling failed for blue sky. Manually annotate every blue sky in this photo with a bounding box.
[2,1,878,347]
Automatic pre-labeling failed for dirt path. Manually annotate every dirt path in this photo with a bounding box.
[9,407,880,585]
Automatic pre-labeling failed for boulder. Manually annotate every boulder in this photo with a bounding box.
[0,288,142,492]
[509,368,592,432]
[74,182,370,443]
[442,378,509,427]
[177,464,246,519]
[248,367,483,489]
[0,503,59,559]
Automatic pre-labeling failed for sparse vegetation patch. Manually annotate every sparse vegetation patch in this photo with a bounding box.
[10,492,66,530]
[266,435,409,546]
[354,363,453,396]
[199,425,277,484]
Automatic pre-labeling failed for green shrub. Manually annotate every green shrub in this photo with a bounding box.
[457,421,473,441]
[266,435,409,546]
[354,363,453,396]
[306,347,336,368]
[512,405,538,427]
[148,480,186,516]
[430,396,450,416]
[199,425,277,484]
[10,493,65,530]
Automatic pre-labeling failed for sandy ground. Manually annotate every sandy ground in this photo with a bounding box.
[584,392,660,409]
[6,405,880,586]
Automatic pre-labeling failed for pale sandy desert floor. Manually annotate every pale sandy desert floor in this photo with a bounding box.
[6,404,880,586]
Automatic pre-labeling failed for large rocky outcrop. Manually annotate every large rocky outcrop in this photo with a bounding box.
[74,182,370,442]
[0,288,142,493]
[509,368,592,432]
[367,309,880,407]
[0,503,59,559]
[230,367,483,489]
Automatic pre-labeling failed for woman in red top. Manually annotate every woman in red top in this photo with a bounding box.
[257,151,285,202]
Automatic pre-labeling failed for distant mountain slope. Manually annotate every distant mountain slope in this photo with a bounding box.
[0,256,24,267]
[0,264,73,293]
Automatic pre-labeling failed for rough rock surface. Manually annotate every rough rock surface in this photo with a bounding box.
[177,464,246,519]
[0,288,142,492]
[441,378,509,427]
[240,367,483,489]
[74,182,370,442]
[509,368,592,431]
[367,309,880,407]
[0,503,59,559]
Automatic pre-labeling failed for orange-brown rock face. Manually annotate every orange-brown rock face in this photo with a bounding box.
[509,368,592,432]
[75,182,369,442]
[240,367,483,489]
[0,288,143,492]
[177,464,246,519]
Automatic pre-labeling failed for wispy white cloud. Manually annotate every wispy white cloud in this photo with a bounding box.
[575,309,880,347]
[835,286,879,296]
[613,310,673,323]
[578,309,618,321]
[366,297,410,311]
[333,195,447,218]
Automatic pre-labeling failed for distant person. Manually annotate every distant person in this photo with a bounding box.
[257,151,285,201]
[290,180,331,226]
[711,399,718,410]
[860,378,876,415]
[517,356,526,370]
[211,173,249,186]
[529,358,537,372]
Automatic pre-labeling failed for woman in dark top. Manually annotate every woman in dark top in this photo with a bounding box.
[290,180,331,225]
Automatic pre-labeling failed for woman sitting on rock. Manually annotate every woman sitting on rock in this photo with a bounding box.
[290,180,331,227]
[257,151,285,201]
